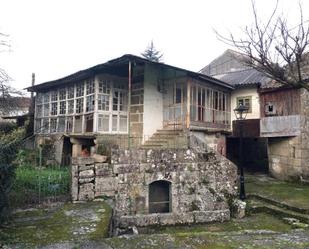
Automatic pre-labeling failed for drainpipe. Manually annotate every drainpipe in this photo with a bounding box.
[128,61,132,149]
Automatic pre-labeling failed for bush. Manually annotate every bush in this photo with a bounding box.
[0,121,17,134]
[0,127,25,224]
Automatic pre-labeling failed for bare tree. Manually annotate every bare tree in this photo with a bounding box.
[215,0,309,90]
[0,32,23,116]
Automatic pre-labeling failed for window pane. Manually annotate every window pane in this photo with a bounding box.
[68,100,74,114]
[98,114,110,132]
[119,115,127,132]
[59,89,66,100]
[74,116,82,133]
[98,94,109,111]
[50,118,57,133]
[86,95,94,112]
[86,79,94,95]
[51,91,58,102]
[76,83,84,97]
[51,103,57,115]
[68,86,75,99]
[44,104,50,116]
[58,117,65,132]
[42,118,49,133]
[112,115,117,131]
[60,101,66,114]
[66,117,73,133]
[76,98,84,113]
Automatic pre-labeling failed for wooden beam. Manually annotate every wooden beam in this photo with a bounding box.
[186,80,191,129]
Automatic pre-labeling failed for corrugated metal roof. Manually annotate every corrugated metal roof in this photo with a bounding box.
[214,68,271,87]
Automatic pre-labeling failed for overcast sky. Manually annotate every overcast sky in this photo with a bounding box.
[0,0,308,91]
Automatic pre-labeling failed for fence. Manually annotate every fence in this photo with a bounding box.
[9,139,71,209]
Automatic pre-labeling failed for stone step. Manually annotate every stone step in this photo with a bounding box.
[248,199,309,224]
[144,139,169,144]
[155,129,183,134]
[248,194,309,215]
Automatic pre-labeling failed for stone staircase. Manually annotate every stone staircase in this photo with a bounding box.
[247,195,309,227]
[141,128,188,149]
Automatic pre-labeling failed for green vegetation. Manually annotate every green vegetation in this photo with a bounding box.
[246,174,309,210]
[0,127,25,223]
[0,201,112,247]
[9,166,70,208]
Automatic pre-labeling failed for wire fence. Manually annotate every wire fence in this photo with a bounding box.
[9,136,71,209]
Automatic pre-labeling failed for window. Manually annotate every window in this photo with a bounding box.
[51,91,58,102]
[68,100,74,114]
[36,105,43,118]
[86,95,94,112]
[60,101,66,114]
[35,119,42,133]
[98,114,109,132]
[98,79,110,94]
[59,88,66,100]
[51,103,58,115]
[58,117,65,132]
[86,79,94,95]
[50,118,57,133]
[66,117,73,132]
[236,96,252,113]
[98,94,109,111]
[68,86,75,99]
[265,102,276,115]
[76,83,84,97]
[76,98,84,113]
[44,104,50,116]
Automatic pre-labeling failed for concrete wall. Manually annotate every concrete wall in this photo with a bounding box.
[143,64,163,138]
[231,87,260,122]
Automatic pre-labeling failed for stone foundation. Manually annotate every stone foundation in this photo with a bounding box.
[71,148,238,231]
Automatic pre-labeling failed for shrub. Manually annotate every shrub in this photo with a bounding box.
[0,127,25,224]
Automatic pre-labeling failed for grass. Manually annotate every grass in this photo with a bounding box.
[9,166,70,208]
[245,174,309,210]
[0,201,112,247]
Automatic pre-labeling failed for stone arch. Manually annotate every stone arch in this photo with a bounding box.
[149,180,171,214]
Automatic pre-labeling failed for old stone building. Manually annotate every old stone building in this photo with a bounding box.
[27,54,239,229]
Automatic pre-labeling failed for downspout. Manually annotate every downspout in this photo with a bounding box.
[128,60,132,149]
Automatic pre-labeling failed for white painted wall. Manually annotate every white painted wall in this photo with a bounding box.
[143,64,163,138]
[231,87,260,121]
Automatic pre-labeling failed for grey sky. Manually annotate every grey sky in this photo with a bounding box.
[0,0,308,91]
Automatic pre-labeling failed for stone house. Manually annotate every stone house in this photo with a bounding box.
[200,49,270,172]
[27,54,239,229]
[201,49,309,181]
[27,54,234,163]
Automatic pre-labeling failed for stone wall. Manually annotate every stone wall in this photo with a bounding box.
[71,157,115,201]
[300,89,309,179]
[111,148,237,230]
[71,147,238,230]
[268,89,309,180]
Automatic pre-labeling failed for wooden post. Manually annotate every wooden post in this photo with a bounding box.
[128,61,132,148]
[186,80,191,129]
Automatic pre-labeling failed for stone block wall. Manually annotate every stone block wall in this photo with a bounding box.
[71,157,115,201]
[268,89,309,180]
[71,148,238,230]
[111,148,237,229]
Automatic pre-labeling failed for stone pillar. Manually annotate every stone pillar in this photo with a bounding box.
[70,138,83,157]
